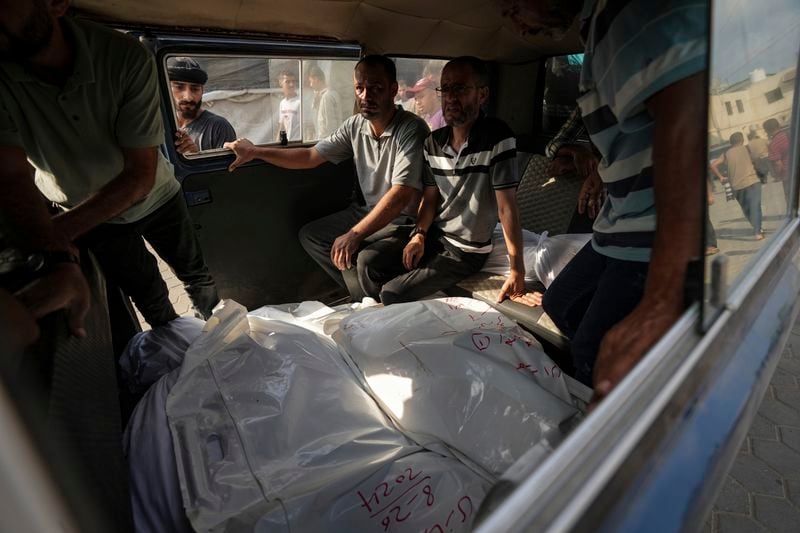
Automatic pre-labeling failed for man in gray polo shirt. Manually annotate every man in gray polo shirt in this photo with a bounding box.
[358,57,540,306]
[0,3,218,326]
[225,55,429,297]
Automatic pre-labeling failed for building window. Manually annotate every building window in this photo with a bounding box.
[736,99,744,113]
[725,101,733,115]
[765,87,784,104]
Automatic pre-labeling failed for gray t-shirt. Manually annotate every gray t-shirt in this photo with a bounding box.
[423,115,518,253]
[314,107,429,208]
[185,109,236,151]
[0,17,179,224]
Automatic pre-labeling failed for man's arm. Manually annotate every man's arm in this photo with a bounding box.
[331,184,418,270]
[0,146,71,251]
[402,185,439,270]
[709,154,726,181]
[0,146,90,336]
[545,107,587,159]
[224,138,327,171]
[496,188,542,307]
[593,72,706,402]
[53,146,158,241]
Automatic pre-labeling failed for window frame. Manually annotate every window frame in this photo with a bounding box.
[149,35,361,175]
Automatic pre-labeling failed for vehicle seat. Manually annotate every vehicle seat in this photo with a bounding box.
[447,154,590,354]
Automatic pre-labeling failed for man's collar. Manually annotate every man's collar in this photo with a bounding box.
[1,17,95,89]
[441,110,486,151]
[63,18,95,89]
[361,105,404,138]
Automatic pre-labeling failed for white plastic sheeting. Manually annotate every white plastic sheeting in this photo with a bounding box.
[532,233,592,288]
[122,318,206,533]
[127,298,583,532]
[335,299,577,478]
[481,226,542,281]
[119,316,205,394]
[481,224,592,287]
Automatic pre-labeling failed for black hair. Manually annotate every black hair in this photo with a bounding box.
[729,132,744,145]
[444,56,490,87]
[763,118,780,133]
[355,55,397,83]
[308,65,325,83]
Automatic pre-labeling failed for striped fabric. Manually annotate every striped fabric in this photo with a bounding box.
[768,130,791,179]
[423,114,518,252]
[544,107,589,159]
[579,0,708,261]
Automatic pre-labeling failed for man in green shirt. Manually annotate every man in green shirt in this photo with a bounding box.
[0,1,218,326]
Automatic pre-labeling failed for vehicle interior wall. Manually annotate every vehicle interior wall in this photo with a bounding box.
[492,61,544,153]
[181,162,356,308]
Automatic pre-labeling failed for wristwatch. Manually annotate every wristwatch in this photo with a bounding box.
[0,247,80,281]
[409,226,427,239]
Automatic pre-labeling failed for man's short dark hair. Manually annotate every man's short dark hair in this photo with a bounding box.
[167,57,208,85]
[279,69,297,82]
[355,55,397,83]
[308,65,325,83]
[763,118,780,133]
[729,132,744,145]
[445,56,490,87]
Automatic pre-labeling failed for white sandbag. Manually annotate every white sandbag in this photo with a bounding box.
[532,232,592,288]
[335,298,579,477]
[119,316,205,394]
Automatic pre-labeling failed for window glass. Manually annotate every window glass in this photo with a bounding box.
[707,0,798,298]
[302,59,358,141]
[163,55,358,157]
[392,58,449,130]
[541,54,585,136]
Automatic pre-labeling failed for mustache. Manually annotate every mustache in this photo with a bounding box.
[178,100,199,107]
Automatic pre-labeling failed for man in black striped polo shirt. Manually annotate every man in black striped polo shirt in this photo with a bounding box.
[358,57,540,306]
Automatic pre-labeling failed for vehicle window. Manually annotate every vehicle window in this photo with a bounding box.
[163,55,358,157]
[541,54,585,136]
[302,59,358,141]
[392,58,449,130]
[706,0,799,299]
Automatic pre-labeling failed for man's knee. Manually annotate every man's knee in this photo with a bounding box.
[379,288,401,306]
[379,277,413,306]
[542,285,567,329]
[297,220,318,250]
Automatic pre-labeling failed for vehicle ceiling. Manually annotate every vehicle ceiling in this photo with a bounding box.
[72,0,582,62]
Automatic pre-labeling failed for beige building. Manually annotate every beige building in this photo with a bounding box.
[709,66,795,145]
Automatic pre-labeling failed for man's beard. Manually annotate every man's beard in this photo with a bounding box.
[359,100,384,119]
[0,6,54,60]
[178,100,201,120]
[444,102,477,127]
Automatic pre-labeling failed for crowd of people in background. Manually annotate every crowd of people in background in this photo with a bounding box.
[709,118,794,247]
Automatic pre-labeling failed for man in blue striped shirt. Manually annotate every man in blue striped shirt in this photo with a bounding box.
[504,0,707,399]
[358,57,539,306]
